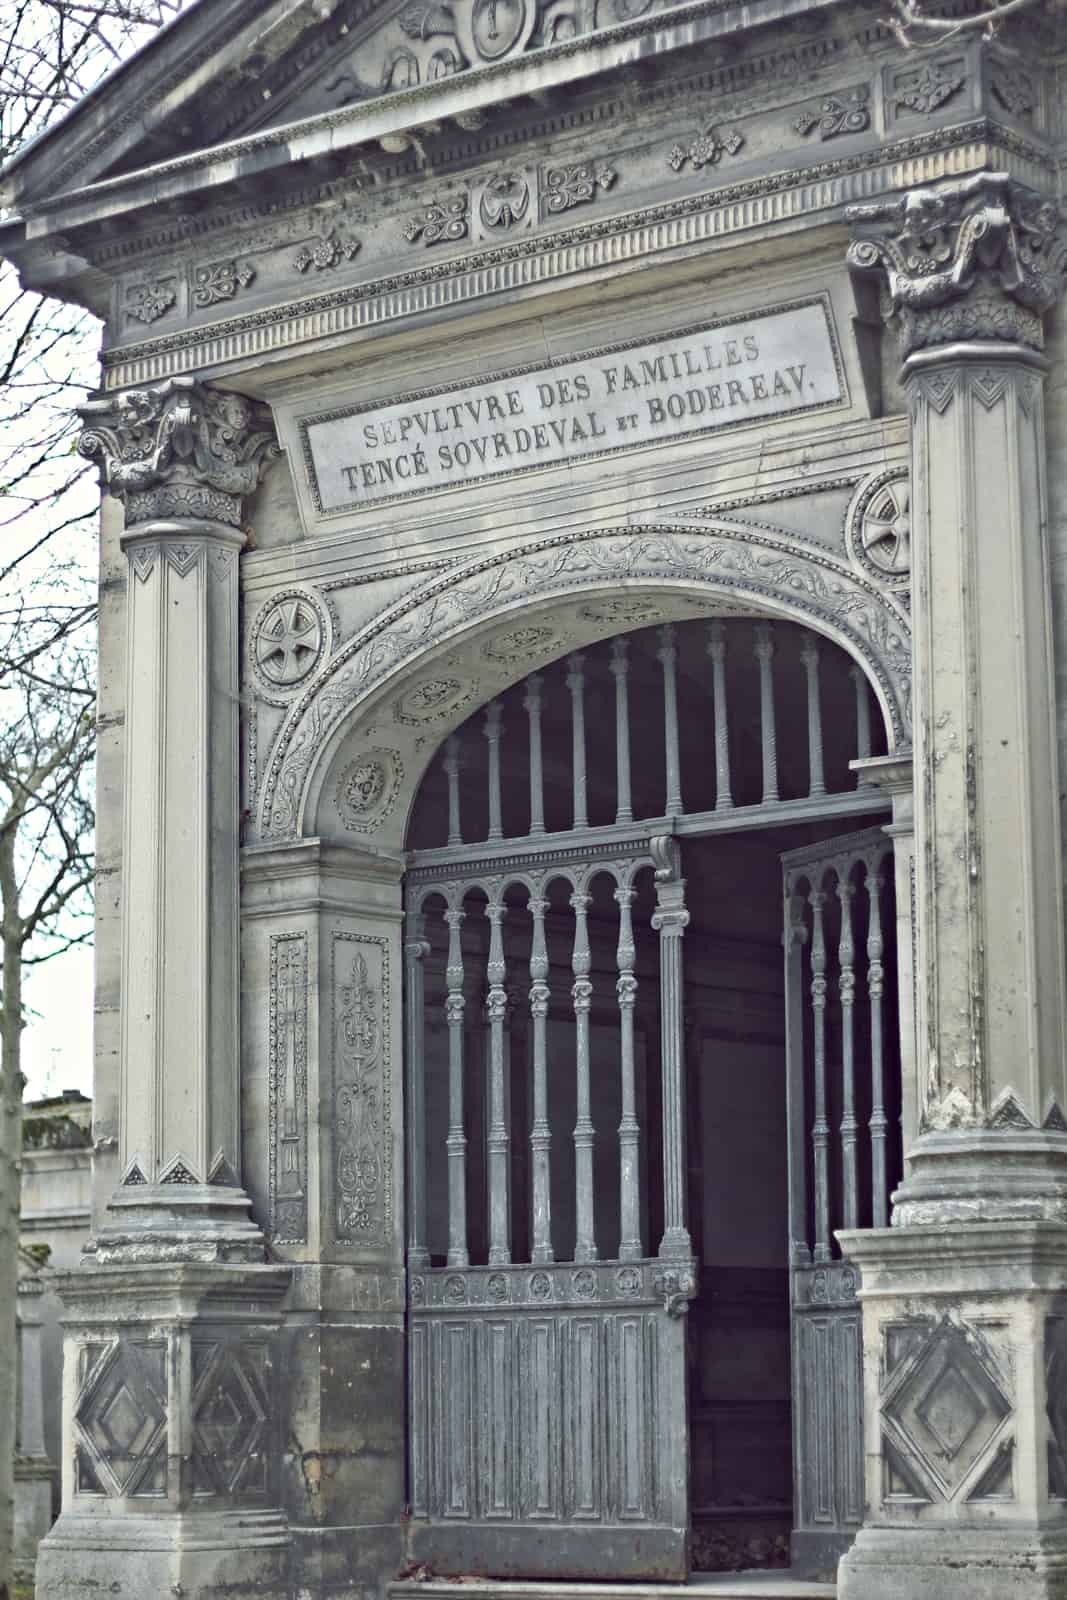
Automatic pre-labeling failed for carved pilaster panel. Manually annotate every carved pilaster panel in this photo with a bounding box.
[332,931,394,1250]
[268,931,309,1244]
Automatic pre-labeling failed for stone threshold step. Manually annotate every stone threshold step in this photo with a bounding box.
[390,1576,834,1600]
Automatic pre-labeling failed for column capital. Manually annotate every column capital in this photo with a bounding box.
[78,376,278,529]
[846,172,1067,358]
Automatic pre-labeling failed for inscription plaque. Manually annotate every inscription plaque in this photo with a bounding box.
[301,297,845,513]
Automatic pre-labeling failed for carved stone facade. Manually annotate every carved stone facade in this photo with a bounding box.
[4,3,1067,1598]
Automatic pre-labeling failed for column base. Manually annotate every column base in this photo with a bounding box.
[840,1525,1067,1600]
[36,1507,291,1600]
[892,1130,1067,1226]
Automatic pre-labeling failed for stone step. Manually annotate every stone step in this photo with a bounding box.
[390,1574,835,1600]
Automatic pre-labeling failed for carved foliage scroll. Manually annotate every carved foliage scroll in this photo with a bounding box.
[333,932,393,1249]
[268,931,309,1243]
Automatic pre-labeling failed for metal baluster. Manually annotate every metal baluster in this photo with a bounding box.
[524,673,545,837]
[837,867,859,1231]
[866,857,889,1227]
[444,734,463,846]
[444,899,468,1266]
[567,653,588,830]
[754,623,779,804]
[783,886,810,1264]
[809,885,831,1261]
[851,664,872,785]
[801,635,826,798]
[615,882,642,1261]
[528,891,553,1263]
[610,637,633,824]
[652,838,691,1259]
[485,891,511,1265]
[707,621,733,812]
[485,699,504,840]
[657,624,683,817]
[404,909,431,1269]
[571,888,597,1263]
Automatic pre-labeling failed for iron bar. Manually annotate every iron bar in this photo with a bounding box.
[571,888,597,1263]
[444,901,469,1266]
[708,621,733,812]
[837,868,859,1231]
[485,699,504,841]
[404,911,431,1269]
[801,635,826,799]
[567,652,589,830]
[615,884,642,1261]
[658,624,683,817]
[528,890,553,1263]
[754,623,779,805]
[444,735,463,847]
[485,893,511,1265]
[809,885,831,1261]
[610,636,633,824]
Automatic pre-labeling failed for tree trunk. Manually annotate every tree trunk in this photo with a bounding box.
[0,825,25,1600]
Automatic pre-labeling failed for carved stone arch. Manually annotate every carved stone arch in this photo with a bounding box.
[257,520,912,848]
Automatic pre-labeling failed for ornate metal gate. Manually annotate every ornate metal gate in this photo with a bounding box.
[402,618,898,1580]
[782,828,902,1572]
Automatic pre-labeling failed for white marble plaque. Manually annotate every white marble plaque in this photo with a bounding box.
[301,298,845,513]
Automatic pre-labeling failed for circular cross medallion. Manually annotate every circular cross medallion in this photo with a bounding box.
[848,469,911,589]
[251,591,327,693]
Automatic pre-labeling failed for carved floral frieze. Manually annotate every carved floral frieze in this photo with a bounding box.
[192,257,255,308]
[125,277,177,326]
[542,162,616,213]
[794,86,870,141]
[890,58,966,118]
[404,194,470,245]
[294,230,363,273]
[668,125,743,173]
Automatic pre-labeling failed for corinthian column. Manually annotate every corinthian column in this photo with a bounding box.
[78,378,277,1245]
[839,175,1067,1600]
[36,380,290,1600]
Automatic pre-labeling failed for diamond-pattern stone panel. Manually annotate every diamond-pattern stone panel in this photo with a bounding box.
[74,1339,168,1497]
[882,1317,1011,1501]
[191,1341,270,1498]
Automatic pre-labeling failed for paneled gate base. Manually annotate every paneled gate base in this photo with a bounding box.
[408,1260,689,1578]
[402,620,903,1583]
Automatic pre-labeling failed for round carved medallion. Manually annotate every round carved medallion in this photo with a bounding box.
[579,596,664,625]
[394,676,478,726]
[467,0,534,59]
[334,748,403,834]
[482,624,562,665]
[529,1271,552,1300]
[572,1268,597,1300]
[251,590,328,694]
[848,469,911,589]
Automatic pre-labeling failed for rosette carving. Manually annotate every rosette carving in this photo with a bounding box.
[78,376,278,527]
[846,173,1066,355]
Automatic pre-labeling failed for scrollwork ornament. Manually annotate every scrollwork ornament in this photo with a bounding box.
[78,376,278,527]
[846,173,1067,356]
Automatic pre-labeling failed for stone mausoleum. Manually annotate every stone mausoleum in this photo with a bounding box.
[3,0,1067,1595]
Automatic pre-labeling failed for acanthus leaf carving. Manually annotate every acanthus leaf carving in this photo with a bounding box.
[846,173,1067,355]
[78,377,278,528]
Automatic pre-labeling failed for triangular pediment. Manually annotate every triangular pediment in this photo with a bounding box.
[2,0,682,210]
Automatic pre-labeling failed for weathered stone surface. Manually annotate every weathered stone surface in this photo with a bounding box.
[5,2,1067,1596]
